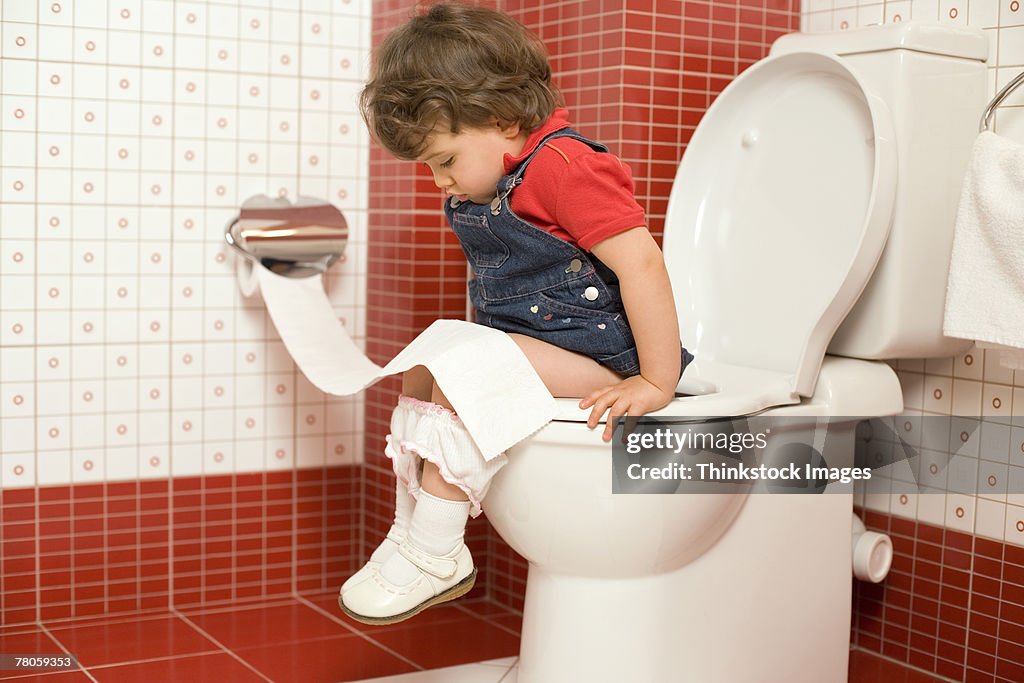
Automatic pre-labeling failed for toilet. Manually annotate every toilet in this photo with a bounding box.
[484,23,988,683]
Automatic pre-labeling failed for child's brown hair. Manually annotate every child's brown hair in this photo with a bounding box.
[361,2,561,160]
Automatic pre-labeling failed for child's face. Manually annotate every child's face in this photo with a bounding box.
[418,122,527,205]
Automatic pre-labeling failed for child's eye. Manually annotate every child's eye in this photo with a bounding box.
[439,157,454,169]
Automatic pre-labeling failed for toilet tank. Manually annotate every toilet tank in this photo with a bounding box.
[771,23,988,360]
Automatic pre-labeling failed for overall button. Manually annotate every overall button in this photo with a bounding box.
[449,196,462,209]
[567,258,583,273]
[490,197,501,216]
[583,286,600,301]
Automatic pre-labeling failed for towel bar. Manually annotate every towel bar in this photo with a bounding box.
[980,69,1024,132]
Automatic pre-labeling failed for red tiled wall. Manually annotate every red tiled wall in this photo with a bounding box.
[856,510,1024,683]
[1,469,357,626]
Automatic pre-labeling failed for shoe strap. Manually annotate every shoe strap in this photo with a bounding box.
[385,526,406,544]
[398,541,457,580]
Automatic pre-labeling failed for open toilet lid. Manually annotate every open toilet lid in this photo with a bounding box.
[662,51,897,400]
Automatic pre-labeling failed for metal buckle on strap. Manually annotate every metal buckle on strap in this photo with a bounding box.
[398,541,457,579]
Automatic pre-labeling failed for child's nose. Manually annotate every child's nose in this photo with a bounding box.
[430,171,451,190]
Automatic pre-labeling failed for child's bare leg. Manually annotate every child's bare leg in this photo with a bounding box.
[402,365,434,400]
[504,332,623,398]
[341,336,622,623]
[340,366,436,596]
[418,335,619,500]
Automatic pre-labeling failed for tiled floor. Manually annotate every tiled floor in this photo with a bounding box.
[0,595,952,683]
[353,649,955,683]
[0,594,520,682]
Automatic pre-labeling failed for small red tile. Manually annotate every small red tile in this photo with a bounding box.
[1003,544,1024,568]
[976,556,1003,579]
[999,619,1024,644]
[967,648,997,674]
[936,656,966,680]
[942,585,970,609]
[971,632,998,656]
[995,656,1024,683]
[965,667,997,683]
[1000,600,1024,627]
[976,538,1004,560]
[939,619,970,643]
[1004,561,1024,588]
[1002,582,1024,608]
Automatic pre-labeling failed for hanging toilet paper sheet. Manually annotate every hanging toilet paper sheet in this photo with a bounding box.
[239,261,556,460]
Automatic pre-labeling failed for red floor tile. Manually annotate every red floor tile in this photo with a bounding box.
[0,674,92,682]
[180,600,352,649]
[0,630,62,667]
[484,614,522,636]
[87,654,266,682]
[366,613,520,670]
[45,615,218,667]
[231,633,417,681]
[0,601,960,682]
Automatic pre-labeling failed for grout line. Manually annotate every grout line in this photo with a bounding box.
[495,660,519,683]
[450,602,523,640]
[36,622,99,683]
[291,593,424,672]
[65,651,231,674]
[173,607,275,682]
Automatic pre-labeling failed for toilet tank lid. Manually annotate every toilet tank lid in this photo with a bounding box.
[771,22,989,62]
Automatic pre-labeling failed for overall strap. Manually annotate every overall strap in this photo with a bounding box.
[497,128,608,197]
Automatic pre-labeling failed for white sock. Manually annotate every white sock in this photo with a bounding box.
[368,481,417,564]
[379,489,470,586]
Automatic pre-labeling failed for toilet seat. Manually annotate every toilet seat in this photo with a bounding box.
[655,51,897,413]
[553,52,897,425]
[551,359,795,421]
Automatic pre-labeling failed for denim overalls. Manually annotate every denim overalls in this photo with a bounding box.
[444,128,694,379]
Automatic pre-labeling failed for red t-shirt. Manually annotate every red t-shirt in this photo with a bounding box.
[502,109,647,252]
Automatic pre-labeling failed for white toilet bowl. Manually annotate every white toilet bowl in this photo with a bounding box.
[486,357,902,682]
[483,22,988,683]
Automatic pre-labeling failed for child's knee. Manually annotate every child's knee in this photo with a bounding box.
[402,365,434,400]
[430,382,453,411]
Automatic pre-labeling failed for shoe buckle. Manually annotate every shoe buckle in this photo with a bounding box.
[398,542,458,579]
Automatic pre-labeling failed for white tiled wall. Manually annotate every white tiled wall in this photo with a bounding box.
[0,0,371,487]
[799,1,1024,545]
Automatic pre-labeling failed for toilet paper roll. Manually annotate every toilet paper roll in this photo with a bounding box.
[243,261,556,460]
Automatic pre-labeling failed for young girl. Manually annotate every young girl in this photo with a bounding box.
[339,2,693,625]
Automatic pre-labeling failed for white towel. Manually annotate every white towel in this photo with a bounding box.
[943,131,1024,361]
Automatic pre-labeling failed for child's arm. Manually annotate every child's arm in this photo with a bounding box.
[580,227,682,441]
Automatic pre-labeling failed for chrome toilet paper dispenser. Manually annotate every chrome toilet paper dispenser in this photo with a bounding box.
[225,195,348,278]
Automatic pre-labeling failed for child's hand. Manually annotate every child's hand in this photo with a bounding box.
[579,375,675,443]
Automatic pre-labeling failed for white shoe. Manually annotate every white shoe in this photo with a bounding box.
[339,526,406,595]
[338,540,476,625]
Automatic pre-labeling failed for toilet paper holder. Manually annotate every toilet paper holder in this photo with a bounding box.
[224,194,348,278]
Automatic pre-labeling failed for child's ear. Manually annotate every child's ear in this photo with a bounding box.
[496,120,522,139]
